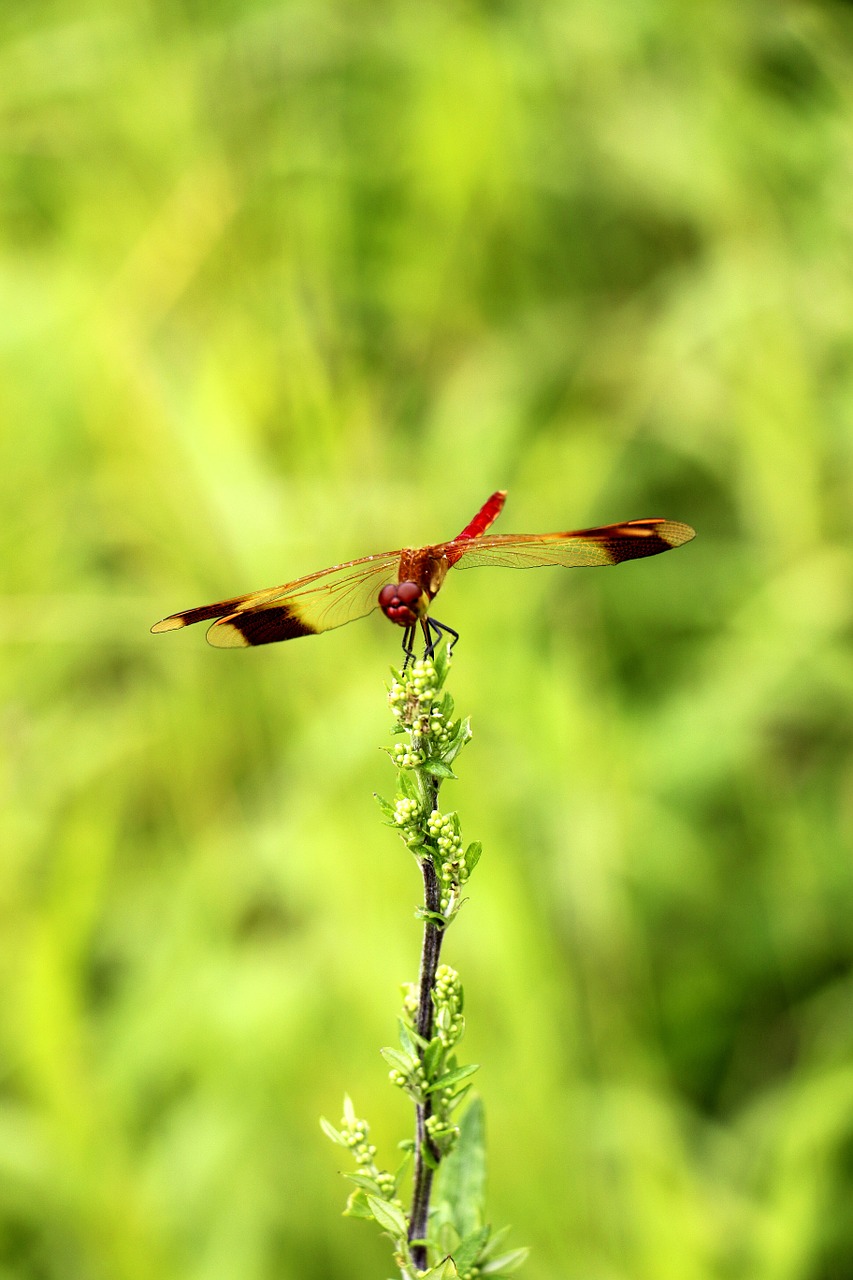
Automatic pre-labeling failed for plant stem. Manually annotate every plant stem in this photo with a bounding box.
[408,787,445,1271]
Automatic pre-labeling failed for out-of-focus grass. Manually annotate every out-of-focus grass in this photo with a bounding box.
[2,2,853,1278]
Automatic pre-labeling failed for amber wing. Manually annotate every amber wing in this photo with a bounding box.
[446,519,695,570]
[151,551,402,647]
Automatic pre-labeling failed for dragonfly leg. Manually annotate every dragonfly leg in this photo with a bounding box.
[401,624,417,670]
[424,615,459,660]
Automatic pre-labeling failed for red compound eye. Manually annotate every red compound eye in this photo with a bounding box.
[378,581,423,627]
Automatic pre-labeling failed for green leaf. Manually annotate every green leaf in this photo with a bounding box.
[463,842,482,875]
[344,1189,374,1220]
[415,907,448,928]
[433,1097,486,1239]
[452,1225,491,1272]
[319,1116,344,1145]
[479,1225,511,1260]
[343,1172,383,1193]
[480,1247,530,1275]
[422,1141,441,1171]
[443,717,473,763]
[399,1019,428,1054]
[374,793,397,820]
[428,1063,479,1094]
[398,1019,417,1057]
[380,1047,415,1075]
[399,771,421,802]
[446,1083,472,1113]
[423,760,456,780]
[423,1037,444,1081]
[435,1220,461,1258]
[366,1195,408,1239]
[421,1260,459,1279]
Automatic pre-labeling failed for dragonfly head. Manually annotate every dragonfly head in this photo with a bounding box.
[378,581,427,627]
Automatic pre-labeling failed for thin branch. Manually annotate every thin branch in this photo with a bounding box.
[408,852,445,1271]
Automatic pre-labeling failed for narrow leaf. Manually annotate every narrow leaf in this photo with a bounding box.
[423,1037,444,1081]
[399,1019,429,1053]
[422,1141,440,1170]
[415,907,448,928]
[433,1097,486,1239]
[443,717,473,763]
[421,1260,459,1279]
[480,1247,530,1275]
[428,1063,479,1094]
[343,1172,382,1193]
[380,1047,414,1074]
[399,771,421,802]
[452,1225,491,1272]
[398,1019,417,1057]
[319,1117,344,1145]
[424,761,456,780]
[366,1195,408,1239]
[446,1083,472,1112]
[479,1225,511,1259]
[464,842,482,875]
[344,1189,374,1220]
[374,794,396,820]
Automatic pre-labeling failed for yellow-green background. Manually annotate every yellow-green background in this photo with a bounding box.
[3,2,852,1277]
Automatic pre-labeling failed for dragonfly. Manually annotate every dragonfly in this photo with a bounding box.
[151,490,695,664]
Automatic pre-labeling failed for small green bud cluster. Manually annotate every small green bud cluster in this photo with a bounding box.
[393,796,420,826]
[427,809,471,916]
[427,809,462,857]
[339,1115,378,1167]
[413,705,453,747]
[379,649,478,921]
[388,658,440,726]
[391,742,425,769]
[424,1111,459,1156]
[388,1058,428,1096]
[401,982,418,1021]
[433,964,464,1048]
[324,1099,399,1203]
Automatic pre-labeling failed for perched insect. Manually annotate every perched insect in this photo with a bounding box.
[151,490,695,664]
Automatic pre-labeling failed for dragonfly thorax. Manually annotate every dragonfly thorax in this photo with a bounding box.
[378,581,427,628]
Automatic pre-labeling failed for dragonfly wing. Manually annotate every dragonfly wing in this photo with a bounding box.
[205,552,402,647]
[151,551,401,643]
[450,520,695,569]
[151,585,293,632]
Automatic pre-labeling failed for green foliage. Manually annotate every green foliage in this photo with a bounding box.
[434,1099,487,1242]
[3,0,853,1277]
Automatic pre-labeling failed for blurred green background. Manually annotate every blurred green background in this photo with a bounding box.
[2,1,853,1277]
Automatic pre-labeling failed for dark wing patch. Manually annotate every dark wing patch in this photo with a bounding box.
[151,593,263,632]
[207,604,317,648]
